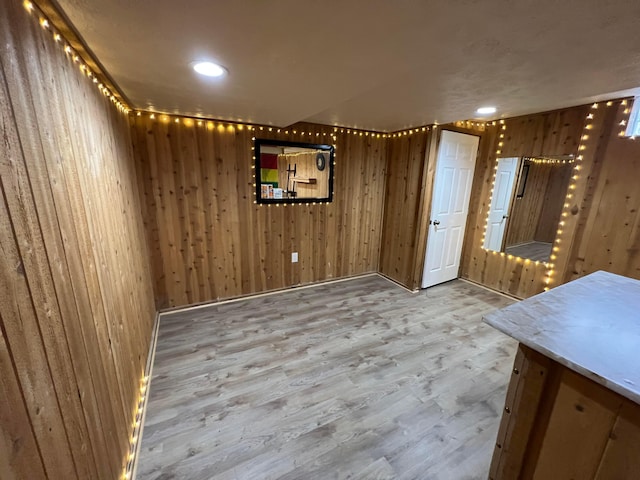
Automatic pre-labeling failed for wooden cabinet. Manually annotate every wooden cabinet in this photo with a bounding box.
[489,345,640,479]
[484,271,640,479]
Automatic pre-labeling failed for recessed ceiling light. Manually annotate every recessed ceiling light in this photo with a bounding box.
[476,106,497,115]
[193,61,227,77]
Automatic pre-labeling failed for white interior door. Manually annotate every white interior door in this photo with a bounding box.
[421,130,480,288]
[483,157,519,251]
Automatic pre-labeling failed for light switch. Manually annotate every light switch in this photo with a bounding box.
[291,252,298,263]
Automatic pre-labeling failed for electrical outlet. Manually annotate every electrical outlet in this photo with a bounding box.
[291,252,298,263]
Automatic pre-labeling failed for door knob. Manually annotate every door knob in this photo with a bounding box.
[433,220,440,226]
[502,215,509,219]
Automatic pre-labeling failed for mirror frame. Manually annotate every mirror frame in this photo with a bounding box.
[482,154,575,265]
[254,138,335,204]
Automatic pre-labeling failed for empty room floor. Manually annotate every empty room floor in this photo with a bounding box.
[504,241,553,263]
[137,275,517,480]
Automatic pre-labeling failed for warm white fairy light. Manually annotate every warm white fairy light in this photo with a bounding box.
[454,120,489,131]
[523,156,575,165]
[618,97,636,138]
[134,98,635,295]
[122,373,151,480]
[481,121,507,252]
[23,0,130,114]
[542,101,604,291]
[544,100,633,291]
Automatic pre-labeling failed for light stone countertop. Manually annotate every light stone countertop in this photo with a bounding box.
[483,270,640,405]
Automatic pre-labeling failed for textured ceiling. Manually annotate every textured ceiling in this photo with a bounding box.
[56,0,640,131]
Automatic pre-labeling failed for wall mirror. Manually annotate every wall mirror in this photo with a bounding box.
[255,138,334,204]
[483,155,574,263]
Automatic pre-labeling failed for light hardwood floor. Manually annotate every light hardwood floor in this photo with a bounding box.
[504,241,552,263]
[137,275,517,480]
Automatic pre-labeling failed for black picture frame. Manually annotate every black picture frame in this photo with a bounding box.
[255,138,334,204]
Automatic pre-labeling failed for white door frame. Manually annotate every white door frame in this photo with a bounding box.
[483,157,520,252]
[421,130,480,288]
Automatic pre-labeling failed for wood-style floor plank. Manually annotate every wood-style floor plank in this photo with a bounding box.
[137,275,516,480]
[504,241,552,263]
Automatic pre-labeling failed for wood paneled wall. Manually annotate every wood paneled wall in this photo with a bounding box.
[379,125,490,290]
[561,100,640,282]
[461,106,589,297]
[378,130,431,287]
[505,162,572,246]
[534,163,572,243]
[460,102,640,298]
[131,118,387,308]
[505,162,551,246]
[4,2,639,478]
[0,1,155,478]
[136,100,639,306]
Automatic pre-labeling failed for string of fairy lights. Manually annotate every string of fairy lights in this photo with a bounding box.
[21,3,146,480]
[523,157,575,165]
[16,0,497,142]
[481,120,532,263]
[541,104,598,290]
[22,0,130,114]
[480,100,634,292]
[542,99,633,291]
[618,99,633,138]
[16,0,496,466]
[122,375,149,479]
[132,113,499,208]
[18,2,640,478]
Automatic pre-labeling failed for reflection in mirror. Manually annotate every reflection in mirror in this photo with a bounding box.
[255,138,334,204]
[483,155,574,263]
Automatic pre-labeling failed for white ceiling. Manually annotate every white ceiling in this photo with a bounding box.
[56,0,640,131]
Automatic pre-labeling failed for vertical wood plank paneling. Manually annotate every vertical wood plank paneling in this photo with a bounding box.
[549,103,616,287]
[490,347,640,479]
[505,164,554,246]
[0,60,79,479]
[0,0,156,478]
[563,100,640,282]
[489,345,551,480]
[529,369,622,479]
[378,130,430,287]
[132,120,387,309]
[6,7,640,480]
[595,400,640,478]
[380,125,486,291]
[461,101,640,297]
[461,106,588,297]
[1,30,102,479]
[0,186,77,479]
[409,128,439,289]
[534,163,572,242]
[35,26,125,470]
[54,92,130,430]
[0,318,47,480]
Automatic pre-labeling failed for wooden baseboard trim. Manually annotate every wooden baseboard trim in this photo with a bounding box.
[158,272,379,317]
[458,277,522,301]
[129,311,161,480]
[375,272,418,294]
